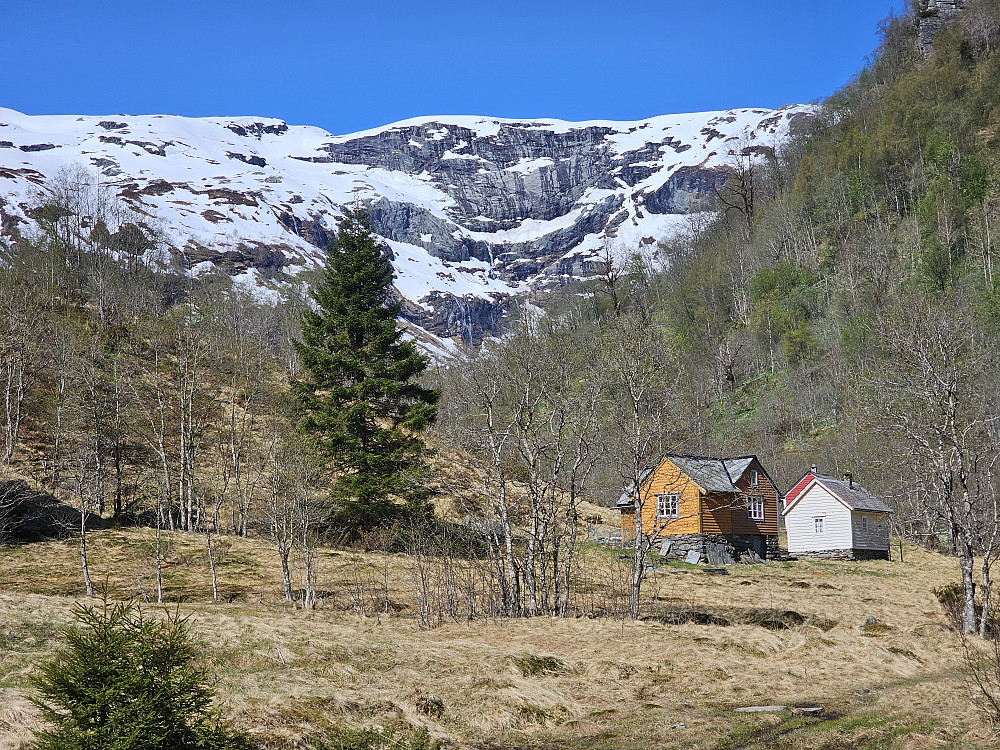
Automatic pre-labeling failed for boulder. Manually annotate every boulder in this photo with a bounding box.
[0,480,105,543]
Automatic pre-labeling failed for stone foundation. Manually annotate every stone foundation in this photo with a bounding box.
[658,533,778,563]
[793,548,890,561]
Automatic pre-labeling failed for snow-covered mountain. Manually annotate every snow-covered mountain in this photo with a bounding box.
[0,105,813,348]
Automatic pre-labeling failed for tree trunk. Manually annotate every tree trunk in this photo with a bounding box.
[959,539,977,634]
[80,502,94,597]
[630,509,646,620]
[980,556,992,638]
[280,547,293,602]
[207,532,219,603]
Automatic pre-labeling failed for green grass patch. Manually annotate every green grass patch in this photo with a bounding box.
[512,653,566,677]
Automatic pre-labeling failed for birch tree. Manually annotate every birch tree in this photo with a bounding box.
[600,314,683,620]
[866,295,1000,634]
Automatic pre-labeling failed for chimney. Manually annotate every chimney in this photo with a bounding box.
[810,464,817,475]
[843,471,853,489]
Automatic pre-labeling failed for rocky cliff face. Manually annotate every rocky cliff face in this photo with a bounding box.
[0,106,813,349]
[918,0,966,57]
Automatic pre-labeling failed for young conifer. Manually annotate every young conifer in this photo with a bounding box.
[292,208,438,532]
[31,599,246,750]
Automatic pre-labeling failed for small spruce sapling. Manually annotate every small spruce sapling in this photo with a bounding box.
[30,597,246,750]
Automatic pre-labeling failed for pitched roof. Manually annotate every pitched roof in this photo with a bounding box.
[784,472,813,507]
[615,466,655,508]
[783,473,892,514]
[615,454,767,508]
[669,455,741,493]
[722,457,756,483]
[814,475,893,513]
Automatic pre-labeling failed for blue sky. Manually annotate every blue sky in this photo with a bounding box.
[3,1,896,134]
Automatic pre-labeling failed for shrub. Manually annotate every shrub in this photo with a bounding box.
[30,598,247,750]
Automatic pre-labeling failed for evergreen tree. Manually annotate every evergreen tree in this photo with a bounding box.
[31,599,246,750]
[292,208,438,532]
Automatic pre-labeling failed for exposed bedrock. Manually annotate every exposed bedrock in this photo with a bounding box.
[643,166,730,214]
[399,291,514,344]
[318,121,678,230]
[365,193,625,281]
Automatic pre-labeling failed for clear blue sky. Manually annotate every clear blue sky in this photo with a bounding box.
[3,1,896,135]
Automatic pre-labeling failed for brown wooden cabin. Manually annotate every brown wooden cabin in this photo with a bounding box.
[616,454,781,561]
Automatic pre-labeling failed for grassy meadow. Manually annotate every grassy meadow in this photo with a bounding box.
[0,527,996,749]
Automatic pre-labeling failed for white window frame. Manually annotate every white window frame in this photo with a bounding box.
[656,493,680,519]
[750,469,760,488]
[814,517,825,534]
[746,494,765,521]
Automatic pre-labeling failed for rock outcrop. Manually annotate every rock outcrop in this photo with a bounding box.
[918,0,966,57]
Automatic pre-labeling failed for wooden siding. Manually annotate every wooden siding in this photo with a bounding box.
[620,511,635,540]
[851,511,890,550]
[627,458,704,537]
[701,493,734,535]
[730,460,781,536]
[784,483,853,552]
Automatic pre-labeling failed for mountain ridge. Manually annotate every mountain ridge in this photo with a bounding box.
[0,105,814,348]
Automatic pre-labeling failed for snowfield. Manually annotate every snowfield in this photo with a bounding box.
[0,105,812,348]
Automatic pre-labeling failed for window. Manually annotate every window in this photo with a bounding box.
[747,495,765,521]
[656,493,679,519]
[750,470,759,488]
[861,515,869,533]
[814,517,825,534]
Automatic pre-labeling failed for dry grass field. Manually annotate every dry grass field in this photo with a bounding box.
[0,527,998,749]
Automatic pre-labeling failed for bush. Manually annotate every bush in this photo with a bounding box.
[935,582,1000,636]
[31,598,247,750]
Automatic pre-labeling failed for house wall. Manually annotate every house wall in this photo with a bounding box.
[851,511,890,551]
[784,484,853,553]
[632,458,704,537]
[731,462,781,536]
[702,493,734,535]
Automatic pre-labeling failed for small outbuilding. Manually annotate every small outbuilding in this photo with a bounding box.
[782,468,892,560]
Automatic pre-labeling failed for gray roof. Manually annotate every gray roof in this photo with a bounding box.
[670,456,742,493]
[722,457,755,484]
[813,475,892,513]
[616,466,655,508]
[615,454,761,508]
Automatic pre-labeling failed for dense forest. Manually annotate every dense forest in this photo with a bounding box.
[3,1,1000,631]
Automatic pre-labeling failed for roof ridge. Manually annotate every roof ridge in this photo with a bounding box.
[664,452,758,462]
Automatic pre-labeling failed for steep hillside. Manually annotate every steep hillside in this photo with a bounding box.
[0,106,812,345]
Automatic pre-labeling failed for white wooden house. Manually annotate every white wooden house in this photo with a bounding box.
[782,469,892,560]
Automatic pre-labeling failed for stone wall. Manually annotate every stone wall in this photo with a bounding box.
[658,533,778,563]
[793,548,890,561]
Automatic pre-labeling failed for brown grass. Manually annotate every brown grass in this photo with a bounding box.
[0,531,997,749]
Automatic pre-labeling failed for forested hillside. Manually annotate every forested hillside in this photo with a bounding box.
[434,0,1000,631]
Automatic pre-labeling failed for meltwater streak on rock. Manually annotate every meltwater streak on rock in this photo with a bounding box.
[0,107,815,348]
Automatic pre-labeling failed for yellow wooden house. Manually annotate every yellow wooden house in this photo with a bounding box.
[616,454,781,561]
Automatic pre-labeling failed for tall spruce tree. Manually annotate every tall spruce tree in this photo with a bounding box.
[292,208,438,532]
